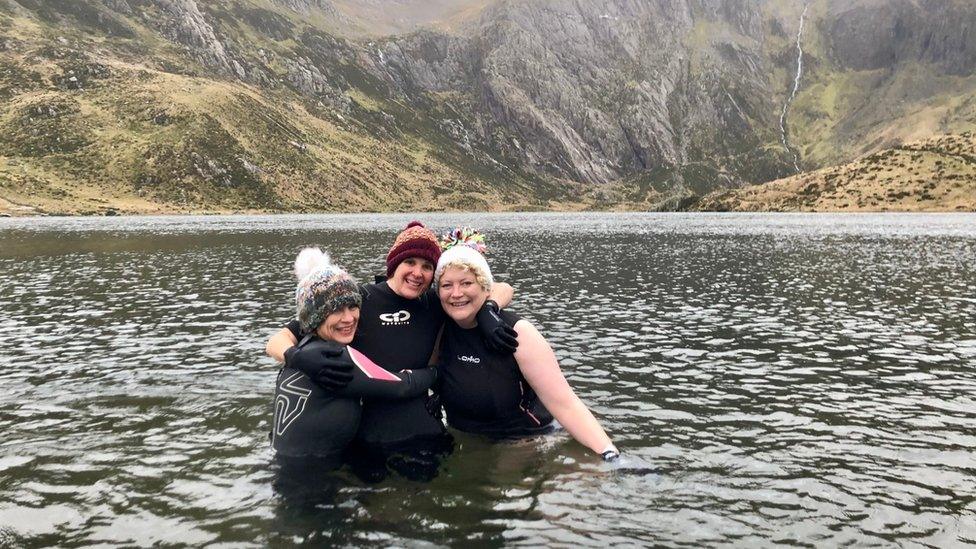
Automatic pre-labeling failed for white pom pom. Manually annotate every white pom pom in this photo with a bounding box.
[294,247,332,280]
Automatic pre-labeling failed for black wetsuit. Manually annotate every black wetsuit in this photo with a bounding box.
[286,281,446,447]
[439,310,554,438]
[271,336,436,465]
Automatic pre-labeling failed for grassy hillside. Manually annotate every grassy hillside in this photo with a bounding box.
[790,60,976,172]
[0,0,567,215]
[0,0,974,216]
[693,132,976,212]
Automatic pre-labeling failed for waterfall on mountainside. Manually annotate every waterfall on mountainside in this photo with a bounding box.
[779,2,810,173]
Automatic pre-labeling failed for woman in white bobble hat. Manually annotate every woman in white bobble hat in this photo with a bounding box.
[433,228,619,462]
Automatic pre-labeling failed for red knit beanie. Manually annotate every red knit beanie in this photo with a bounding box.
[386,221,442,277]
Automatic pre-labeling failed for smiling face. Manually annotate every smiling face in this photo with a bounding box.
[437,266,490,328]
[388,256,435,299]
[315,304,360,344]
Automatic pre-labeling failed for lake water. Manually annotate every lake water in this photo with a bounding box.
[1,213,975,546]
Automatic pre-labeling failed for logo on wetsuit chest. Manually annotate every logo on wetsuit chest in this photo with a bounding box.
[458,355,482,364]
[379,310,411,325]
[273,372,312,439]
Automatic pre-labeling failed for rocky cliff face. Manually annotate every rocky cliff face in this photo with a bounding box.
[824,0,976,75]
[786,0,976,172]
[372,0,976,195]
[0,0,973,215]
[376,0,793,192]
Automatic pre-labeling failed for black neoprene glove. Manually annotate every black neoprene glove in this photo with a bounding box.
[284,340,354,390]
[477,299,518,354]
[425,392,443,421]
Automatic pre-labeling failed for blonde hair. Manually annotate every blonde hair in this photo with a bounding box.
[437,260,492,292]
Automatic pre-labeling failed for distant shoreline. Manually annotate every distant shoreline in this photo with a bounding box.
[2,205,974,219]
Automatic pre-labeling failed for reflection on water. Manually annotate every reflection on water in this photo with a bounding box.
[1,213,975,546]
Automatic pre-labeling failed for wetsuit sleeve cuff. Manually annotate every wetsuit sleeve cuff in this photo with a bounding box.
[599,443,619,461]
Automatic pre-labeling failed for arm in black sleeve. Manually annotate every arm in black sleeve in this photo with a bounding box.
[285,319,301,340]
[477,300,518,353]
[285,337,354,390]
[425,364,444,420]
[329,365,437,400]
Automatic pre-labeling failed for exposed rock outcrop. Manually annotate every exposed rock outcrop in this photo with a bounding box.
[153,0,246,78]
[375,0,790,189]
[824,0,976,75]
[271,0,339,16]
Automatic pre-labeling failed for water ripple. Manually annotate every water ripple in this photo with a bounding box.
[1,213,974,546]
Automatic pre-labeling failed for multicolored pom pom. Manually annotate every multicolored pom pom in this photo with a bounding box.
[440,226,487,254]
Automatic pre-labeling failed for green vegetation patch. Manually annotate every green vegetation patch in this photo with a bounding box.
[0,58,46,99]
[129,113,280,209]
[232,5,295,42]
[790,68,886,163]
[14,0,135,38]
[214,91,320,174]
[727,143,795,184]
[0,94,92,156]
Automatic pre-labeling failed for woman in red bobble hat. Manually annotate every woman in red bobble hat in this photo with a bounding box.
[266,221,515,479]
[383,221,445,300]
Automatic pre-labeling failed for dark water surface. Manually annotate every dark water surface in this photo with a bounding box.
[1,213,974,547]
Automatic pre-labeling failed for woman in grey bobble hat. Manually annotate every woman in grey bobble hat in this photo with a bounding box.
[270,248,438,467]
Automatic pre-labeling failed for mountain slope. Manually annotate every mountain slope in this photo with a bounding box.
[788,0,976,171]
[694,132,976,212]
[0,0,973,215]
[342,0,976,197]
[0,0,561,214]
[377,0,798,191]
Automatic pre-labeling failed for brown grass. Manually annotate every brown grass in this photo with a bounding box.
[695,133,976,212]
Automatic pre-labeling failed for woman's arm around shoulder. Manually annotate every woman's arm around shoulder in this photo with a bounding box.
[332,365,437,400]
[513,320,616,458]
[266,327,298,363]
[489,282,514,308]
